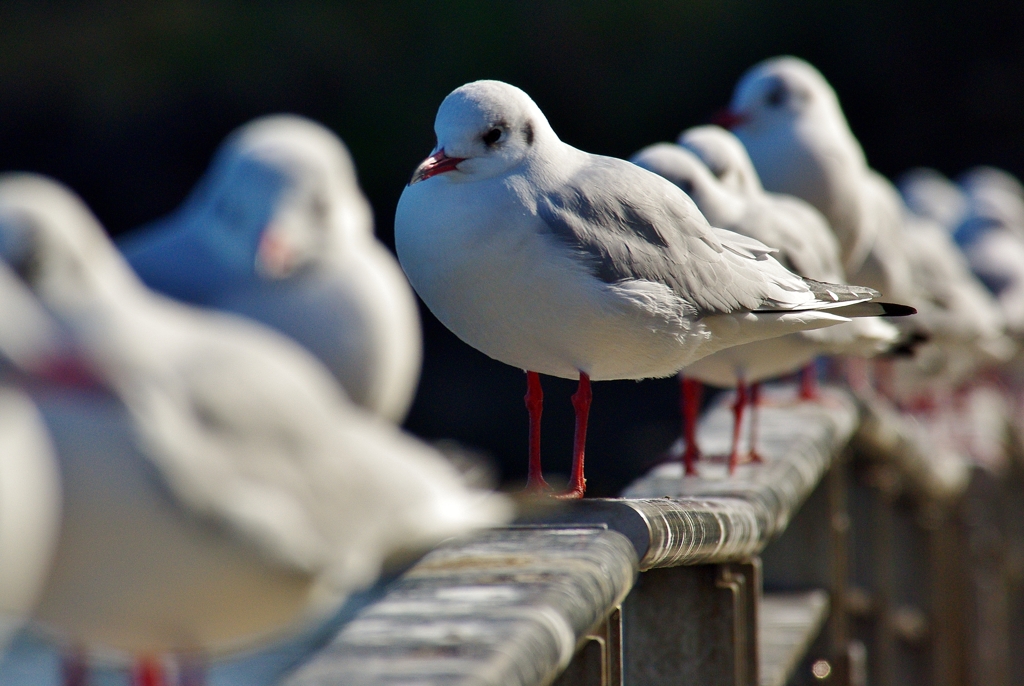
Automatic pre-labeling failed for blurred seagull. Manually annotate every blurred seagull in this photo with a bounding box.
[632,126,898,472]
[0,174,511,684]
[898,168,970,232]
[953,167,1024,337]
[120,115,422,422]
[0,384,61,658]
[715,57,1023,407]
[888,208,1015,405]
[395,80,913,496]
[720,56,919,306]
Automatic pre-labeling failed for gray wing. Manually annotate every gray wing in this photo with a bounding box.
[738,194,846,283]
[536,155,854,316]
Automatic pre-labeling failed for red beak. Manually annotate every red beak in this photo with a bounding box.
[409,149,466,185]
[709,108,749,130]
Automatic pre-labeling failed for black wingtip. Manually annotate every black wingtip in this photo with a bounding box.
[878,302,917,317]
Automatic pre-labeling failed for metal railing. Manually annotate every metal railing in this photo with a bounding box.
[279,385,1020,686]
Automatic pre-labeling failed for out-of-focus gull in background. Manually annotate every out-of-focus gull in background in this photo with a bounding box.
[395,79,912,495]
[951,167,1024,339]
[0,262,63,660]
[0,174,511,680]
[120,115,422,422]
[899,168,971,232]
[723,56,920,308]
[631,126,898,472]
[720,56,1019,405]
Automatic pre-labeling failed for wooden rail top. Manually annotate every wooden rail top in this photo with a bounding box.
[540,387,858,569]
[277,385,969,686]
[282,527,637,686]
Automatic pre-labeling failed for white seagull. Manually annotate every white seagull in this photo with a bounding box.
[0,174,511,684]
[0,264,63,658]
[888,207,1015,405]
[898,167,970,232]
[719,56,919,306]
[0,384,62,658]
[120,115,422,422]
[632,125,898,472]
[395,80,913,495]
[955,167,1024,338]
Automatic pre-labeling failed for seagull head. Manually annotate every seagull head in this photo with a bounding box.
[726,57,843,137]
[410,80,553,185]
[630,143,743,228]
[717,57,865,209]
[898,168,968,231]
[0,174,141,320]
[958,167,1024,238]
[192,115,374,280]
[677,125,764,197]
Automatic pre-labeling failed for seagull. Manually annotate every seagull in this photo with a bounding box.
[0,174,511,685]
[953,167,1024,338]
[0,264,64,658]
[0,383,62,658]
[395,80,913,496]
[898,168,970,232]
[632,126,898,472]
[120,115,422,422]
[887,207,1015,407]
[719,56,919,306]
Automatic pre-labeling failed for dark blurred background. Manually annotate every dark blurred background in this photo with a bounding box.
[3,0,1023,495]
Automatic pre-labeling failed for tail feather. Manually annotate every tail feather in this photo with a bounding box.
[755,277,916,319]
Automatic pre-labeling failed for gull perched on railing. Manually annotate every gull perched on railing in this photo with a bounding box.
[631,125,900,473]
[899,168,970,232]
[395,80,913,496]
[120,115,422,422]
[952,167,1024,339]
[717,57,1018,404]
[0,174,511,686]
[0,264,63,659]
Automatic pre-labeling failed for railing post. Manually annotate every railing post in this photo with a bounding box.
[622,560,759,686]
[828,452,852,685]
[553,607,623,686]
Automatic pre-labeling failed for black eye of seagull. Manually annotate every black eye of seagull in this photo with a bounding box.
[482,128,502,146]
[765,82,787,107]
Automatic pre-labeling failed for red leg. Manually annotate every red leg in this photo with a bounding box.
[799,363,819,401]
[61,649,88,686]
[748,382,764,464]
[556,372,591,499]
[680,375,702,476]
[133,657,165,686]
[728,380,748,475]
[524,371,549,492]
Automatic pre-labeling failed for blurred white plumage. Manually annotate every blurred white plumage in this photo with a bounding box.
[724,56,1016,407]
[725,56,919,306]
[0,384,61,657]
[631,126,898,469]
[120,115,422,422]
[0,174,511,660]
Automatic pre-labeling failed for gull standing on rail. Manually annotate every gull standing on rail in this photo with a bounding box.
[120,115,422,422]
[395,80,913,496]
[0,174,511,685]
[952,167,1024,339]
[632,126,898,472]
[0,259,64,658]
